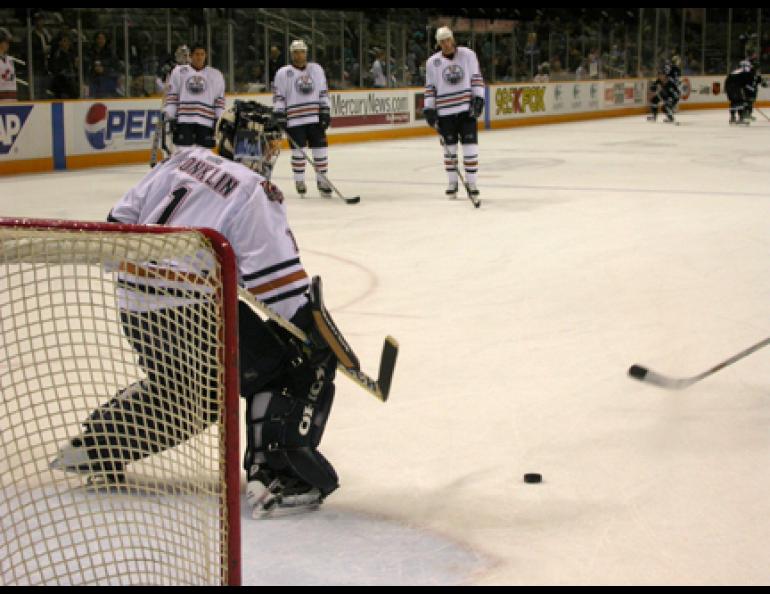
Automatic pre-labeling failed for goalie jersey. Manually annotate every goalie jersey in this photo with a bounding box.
[108,147,309,320]
[164,64,226,128]
[272,63,330,128]
[424,47,484,117]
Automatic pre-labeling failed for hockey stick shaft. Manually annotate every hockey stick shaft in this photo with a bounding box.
[286,134,360,204]
[628,336,770,389]
[754,106,770,122]
[237,286,395,402]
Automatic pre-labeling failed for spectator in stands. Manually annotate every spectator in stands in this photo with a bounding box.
[48,32,78,99]
[30,12,52,99]
[87,31,119,98]
[533,62,550,82]
[588,48,603,79]
[523,31,540,78]
[550,56,565,80]
[0,27,17,101]
[267,45,282,86]
[575,58,589,80]
[370,48,387,88]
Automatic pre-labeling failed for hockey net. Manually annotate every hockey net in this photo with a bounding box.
[0,219,240,586]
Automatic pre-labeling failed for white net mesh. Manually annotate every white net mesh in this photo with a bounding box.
[0,223,238,585]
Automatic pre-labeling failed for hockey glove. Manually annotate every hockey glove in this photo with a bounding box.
[423,107,437,129]
[270,111,287,131]
[319,108,331,130]
[469,96,485,119]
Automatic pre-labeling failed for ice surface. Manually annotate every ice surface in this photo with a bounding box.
[2,110,769,585]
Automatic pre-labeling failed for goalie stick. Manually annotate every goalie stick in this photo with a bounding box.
[627,336,770,390]
[149,113,165,167]
[286,136,360,205]
[237,280,397,402]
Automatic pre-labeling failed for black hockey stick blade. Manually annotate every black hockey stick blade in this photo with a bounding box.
[343,196,361,205]
[464,185,481,209]
[627,364,698,390]
[627,336,770,390]
[376,336,399,401]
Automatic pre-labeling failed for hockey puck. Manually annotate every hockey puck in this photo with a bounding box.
[523,473,542,484]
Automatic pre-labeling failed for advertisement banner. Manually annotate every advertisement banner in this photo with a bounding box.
[65,100,163,156]
[493,85,548,118]
[603,81,646,107]
[550,82,601,114]
[0,103,51,161]
[329,91,412,129]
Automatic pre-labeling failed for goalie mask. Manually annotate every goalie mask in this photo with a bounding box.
[216,100,282,178]
[175,44,190,65]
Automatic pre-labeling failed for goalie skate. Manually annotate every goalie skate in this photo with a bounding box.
[49,439,127,484]
[248,478,324,519]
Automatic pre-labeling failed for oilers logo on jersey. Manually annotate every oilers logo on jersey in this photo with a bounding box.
[294,74,315,95]
[443,64,464,85]
[186,75,206,95]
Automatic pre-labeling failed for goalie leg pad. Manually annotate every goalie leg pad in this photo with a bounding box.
[244,355,339,496]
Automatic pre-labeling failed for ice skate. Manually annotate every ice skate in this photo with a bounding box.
[317,180,332,198]
[445,183,458,198]
[247,476,323,519]
[295,181,307,196]
[49,437,126,484]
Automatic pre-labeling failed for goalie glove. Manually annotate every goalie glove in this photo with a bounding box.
[270,111,287,131]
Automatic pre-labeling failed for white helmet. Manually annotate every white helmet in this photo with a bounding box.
[290,39,308,53]
[175,44,190,65]
[436,26,453,42]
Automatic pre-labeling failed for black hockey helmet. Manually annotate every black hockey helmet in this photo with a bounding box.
[216,100,283,178]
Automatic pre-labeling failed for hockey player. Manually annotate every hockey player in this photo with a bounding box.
[423,26,485,198]
[647,71,667,122]
[150,45,190,166]
[0,27,17,101]
[164,42,225,148]
[50,101,350,517]
[662,56,682,120]
[271,39,333,198]
[725,60,754,125]
[744,59,767,122]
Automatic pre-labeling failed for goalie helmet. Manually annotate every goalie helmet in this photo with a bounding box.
[174,44,190,65]
[216,100,283,178]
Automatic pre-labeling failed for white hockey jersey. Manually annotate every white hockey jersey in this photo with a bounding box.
[424,47,484,117]
[0,54,17,101]
[164,64,226,128]
[109,147,309,320]
[272,63,330,128]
